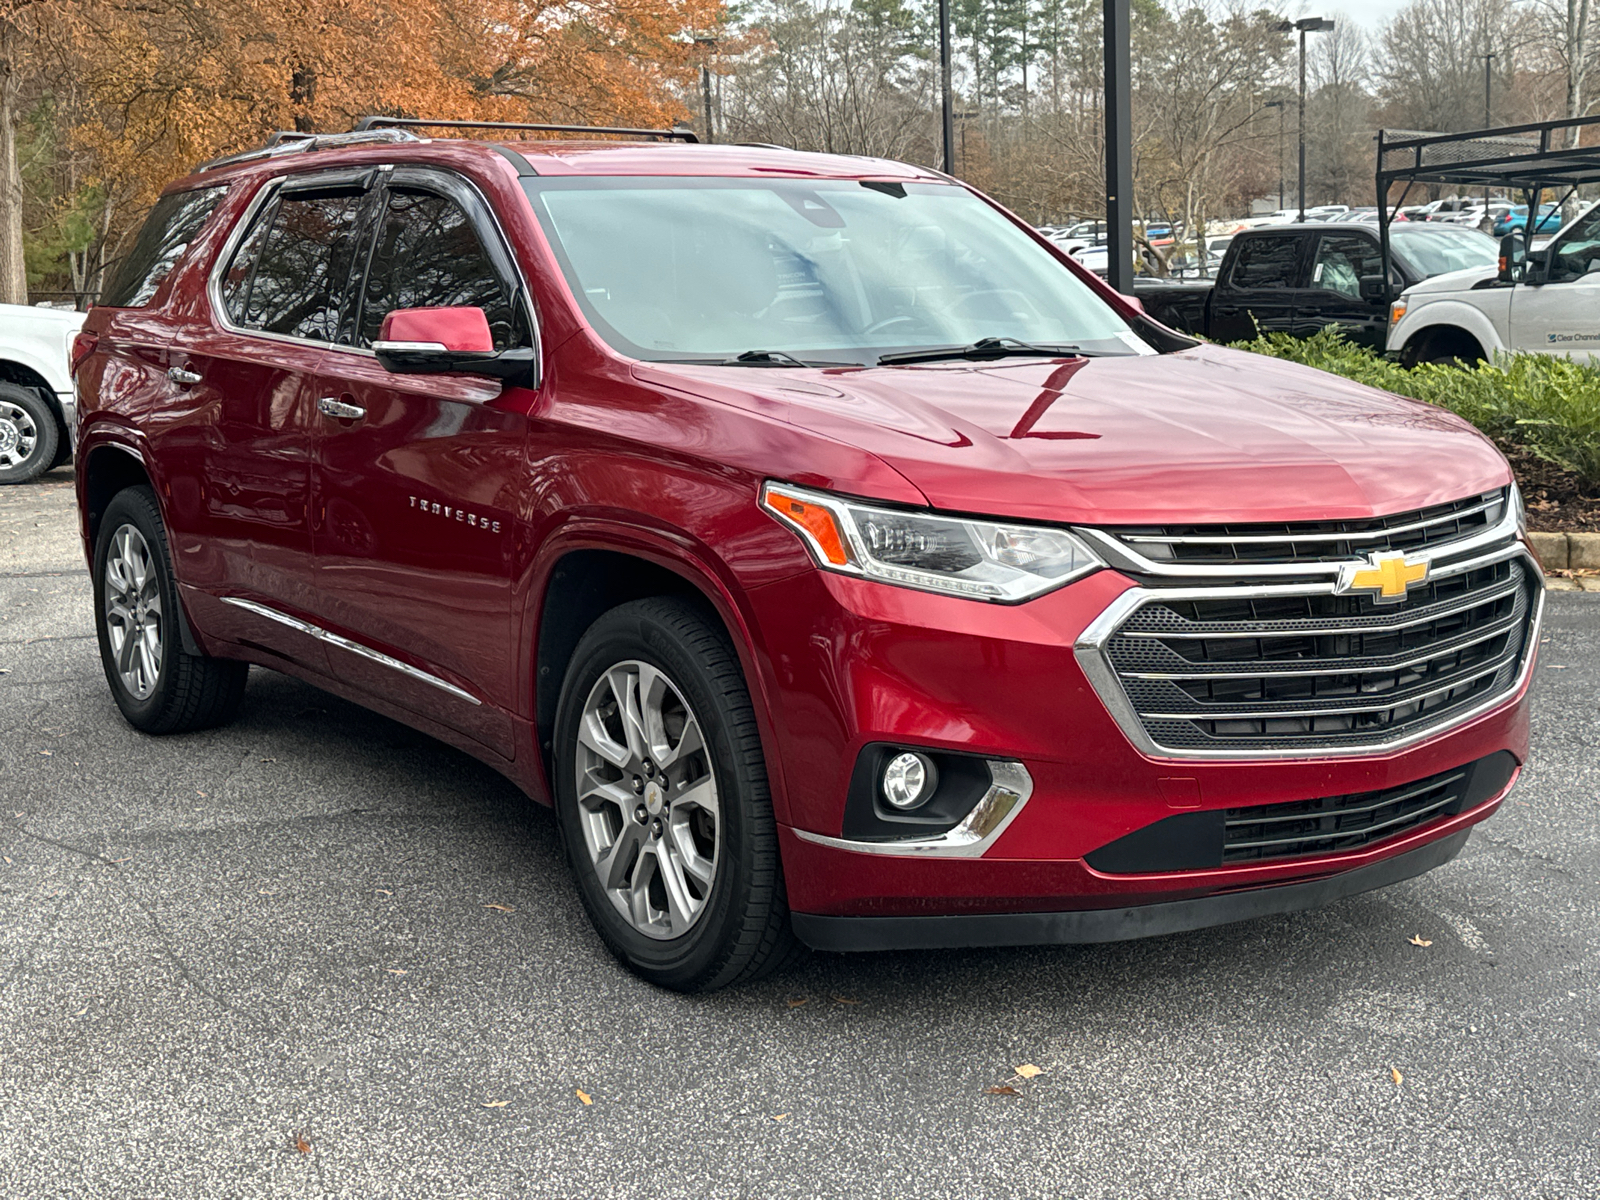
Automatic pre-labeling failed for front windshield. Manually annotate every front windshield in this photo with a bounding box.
[523,177,1145,364]
[1391,226,1499,276]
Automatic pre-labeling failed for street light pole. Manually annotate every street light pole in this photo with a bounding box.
[1277,17,1333,222]
[1264,100,1286,208]
[938,0,955,174]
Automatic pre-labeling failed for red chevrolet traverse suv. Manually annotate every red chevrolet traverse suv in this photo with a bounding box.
[72,120,1541,991]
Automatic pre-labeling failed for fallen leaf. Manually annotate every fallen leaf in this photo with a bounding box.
[481,1099,510,1108]
[257,888,279,896]
[374,888,393,897]
[38,750,52,757]
[1014,1064,1044,1080]
[771,1113,788,1121]
[293,1133,311,1154]
[1391,1067,1404,1086]
[785,997,808,1008]
[108,857,132,864]
[831,994,859,1005]
[196,790,207,797]
[3,857,11,864]
[71,1007,88,1017]
[575,1089,593,1106]
[984,1085,1020,1096]
[1408,935,1433,947]
[386,968,408,975]
[483,903,516,913]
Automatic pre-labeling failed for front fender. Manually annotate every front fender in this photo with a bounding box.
[518,514,800,826]
[1388,296,1508,358]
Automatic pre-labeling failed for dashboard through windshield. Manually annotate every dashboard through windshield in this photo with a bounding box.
[523,177,1149,366]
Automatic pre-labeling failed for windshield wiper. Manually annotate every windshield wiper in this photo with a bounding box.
[666,350,864,368]
[876,337,1097,366]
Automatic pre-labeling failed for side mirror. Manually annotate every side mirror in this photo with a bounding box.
[1358,274,1393,304]
[372,306,536,383]
[1498,235,1526,283]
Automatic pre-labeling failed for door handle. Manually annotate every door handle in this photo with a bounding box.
[166,366,203,386]
[318,396,366,421]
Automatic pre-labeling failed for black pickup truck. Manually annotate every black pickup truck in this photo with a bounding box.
[1132,221,1500,347]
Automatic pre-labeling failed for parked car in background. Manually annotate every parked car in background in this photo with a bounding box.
[71,123,1538,992]
[1134,221,1499,348]
[0,303,85,484]
[1389,198,1600,364]
[1492,204,1561,238]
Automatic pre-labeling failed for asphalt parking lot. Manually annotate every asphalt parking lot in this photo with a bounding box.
[2,468,1597,1199]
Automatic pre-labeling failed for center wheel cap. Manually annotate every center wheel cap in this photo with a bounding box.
[644,781,665,816]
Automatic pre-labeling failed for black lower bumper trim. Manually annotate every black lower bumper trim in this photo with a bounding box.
[790,829,1470,953]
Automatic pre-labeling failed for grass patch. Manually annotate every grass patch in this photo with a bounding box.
[1231,327,1600,491]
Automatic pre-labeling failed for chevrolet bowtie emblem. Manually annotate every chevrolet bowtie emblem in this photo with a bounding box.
[1337,551,1430,603]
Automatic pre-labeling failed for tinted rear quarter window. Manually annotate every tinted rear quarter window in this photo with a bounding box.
[100,187,227,307]
[1229,235,1304,289]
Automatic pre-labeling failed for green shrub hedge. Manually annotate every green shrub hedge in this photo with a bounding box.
[1231,328,1600,489]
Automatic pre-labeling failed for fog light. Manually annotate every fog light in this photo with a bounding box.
[882,752,937,810]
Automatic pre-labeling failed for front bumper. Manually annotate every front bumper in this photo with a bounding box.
[793,829,1470,951]
[748,547,1536,920]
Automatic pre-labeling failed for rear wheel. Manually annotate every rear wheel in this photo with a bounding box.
[0,384,59,485]
[93,486,248,733]
[553,598,797,992]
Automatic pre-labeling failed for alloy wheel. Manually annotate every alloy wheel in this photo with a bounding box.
[0,399,38,469]
[102,523,163,700]
[574,660,720,940]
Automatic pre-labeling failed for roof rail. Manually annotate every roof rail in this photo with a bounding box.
[192,127,423,174]
[351,115,700,143]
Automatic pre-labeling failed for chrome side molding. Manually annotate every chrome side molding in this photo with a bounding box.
[219,596,481,706]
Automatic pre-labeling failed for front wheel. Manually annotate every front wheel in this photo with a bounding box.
[0,384,59,485]
[552,598,797,992]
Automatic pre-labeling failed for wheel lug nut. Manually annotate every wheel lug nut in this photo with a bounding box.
[644,761,655,777]
[635,805,647,823]
[631,776,644,794]
[651,819,663,839]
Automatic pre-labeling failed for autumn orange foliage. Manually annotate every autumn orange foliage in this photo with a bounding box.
[59,0,722,207]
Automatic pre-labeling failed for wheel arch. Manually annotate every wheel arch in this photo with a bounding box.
[1391,303,1502,365]
[529,533,791,825]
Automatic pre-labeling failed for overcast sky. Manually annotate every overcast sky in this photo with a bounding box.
[1299,0,1391,38]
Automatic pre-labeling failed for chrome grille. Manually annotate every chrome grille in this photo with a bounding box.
[1104,489,1506,567]
[1081,549,1540,756]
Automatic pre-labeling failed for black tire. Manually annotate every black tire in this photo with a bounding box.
[0,383,60,485]
[93,486,248,734]
[552,597,799,992]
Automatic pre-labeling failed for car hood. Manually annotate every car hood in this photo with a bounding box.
[637,343,1510,527]
[1403,265,1498,297]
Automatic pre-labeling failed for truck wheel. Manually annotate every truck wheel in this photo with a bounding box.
[93,486,249,734]
[0,384,59,485]
[552,597,798,992]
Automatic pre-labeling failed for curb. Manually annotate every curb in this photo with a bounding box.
[1529,531,1600,592]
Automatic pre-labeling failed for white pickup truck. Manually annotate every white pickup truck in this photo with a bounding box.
[1386,202,1600,365]
[0,302,85,483]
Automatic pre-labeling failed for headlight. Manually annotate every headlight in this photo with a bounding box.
[761,481,1103,602]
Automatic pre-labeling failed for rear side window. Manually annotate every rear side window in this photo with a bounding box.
[100,187,226,308]
[358,188,520,349]
[221,187,369,342]
[1229,236,1304,290]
